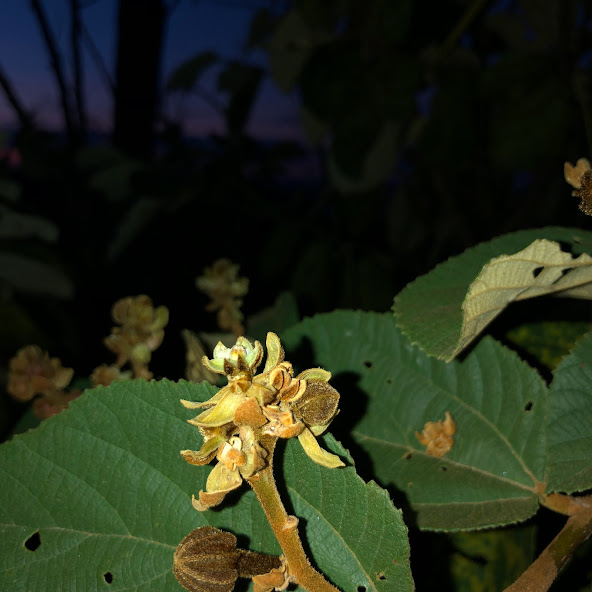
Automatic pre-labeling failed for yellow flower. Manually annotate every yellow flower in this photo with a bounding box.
[181,332,344,511]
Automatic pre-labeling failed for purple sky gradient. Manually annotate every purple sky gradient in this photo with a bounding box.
[0,0,304,140]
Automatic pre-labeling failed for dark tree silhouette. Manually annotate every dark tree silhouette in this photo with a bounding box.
[113,0,166,160]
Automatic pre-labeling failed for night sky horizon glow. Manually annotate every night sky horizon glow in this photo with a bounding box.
[0,0,303,141]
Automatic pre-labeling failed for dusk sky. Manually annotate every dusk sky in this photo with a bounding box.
[0,0,303,140]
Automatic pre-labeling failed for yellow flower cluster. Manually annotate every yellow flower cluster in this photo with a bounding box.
[101,295,168,381]
[181,333,343,511]
[7,345,78,418]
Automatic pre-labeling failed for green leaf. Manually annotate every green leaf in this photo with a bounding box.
[247,291,299,343]
[394,227,592,361]
[0,379,412,591]
[546,332,592,493]
[506,321,592,371]
[283,311,548,530]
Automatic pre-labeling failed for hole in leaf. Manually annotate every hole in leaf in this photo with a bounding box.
[404,452,413,460]
[363,361,373,369]
[103,572,113,584]
[358,587,367,592]
[440,466,448,471]
[524,401,533,411]
[376,572,386,580]
[532,266,543,278]
[24,531,41,551]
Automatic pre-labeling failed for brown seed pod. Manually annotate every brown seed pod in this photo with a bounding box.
[294,381,340,427]
[173,526,282,592]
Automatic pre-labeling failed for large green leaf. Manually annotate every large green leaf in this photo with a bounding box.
[283,311,548,530]
[0,379,412,591]
[546,332,592,493]
[394,227,592,361]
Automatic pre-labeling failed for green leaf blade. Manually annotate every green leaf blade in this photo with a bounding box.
[283,311,548,530]
[546,332,592,493]
[0,377,412,591]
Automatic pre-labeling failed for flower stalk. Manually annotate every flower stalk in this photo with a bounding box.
[247,435,341,592]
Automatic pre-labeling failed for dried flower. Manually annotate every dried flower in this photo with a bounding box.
[196,259,248,336]
[415,411,456,457]
[564,158,592,215]
[7,345,77,419]
[181,332,344,510]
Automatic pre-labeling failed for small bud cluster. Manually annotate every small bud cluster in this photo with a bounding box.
[196,259,248,336]
[181,333,343,511]
[98,295,168,382]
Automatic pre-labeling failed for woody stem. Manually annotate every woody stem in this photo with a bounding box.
[247,436,341,592]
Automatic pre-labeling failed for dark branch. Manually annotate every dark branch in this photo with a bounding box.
[30,0,76,141]
[70,0,87,138]
[0,62,34,129]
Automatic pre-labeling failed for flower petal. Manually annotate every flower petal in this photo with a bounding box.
[297,428,344,469]
[296,368,331,382]
[263,332,284,374]
[192,391,245,427]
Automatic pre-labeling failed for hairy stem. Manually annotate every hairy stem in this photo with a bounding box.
[247,437,341,592]
[504,495,592,592]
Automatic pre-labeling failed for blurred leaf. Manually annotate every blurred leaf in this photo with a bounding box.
[218,61,263,135]
[108,197,162,260]
[284,311,548,531]
[246,8,276,48]
[488,78,569,169]
[357,0,412,44]
[299,106,328,145]
[449,524,536,591]
[89,161,144,202]
[75,146,130,172]
[247,291,299,343]
[394,228,592,361]
[268,10,327,92]
[506,321,592,371]
[0,379,413,592]
[0,253,73,299]
[0,205,58,242]
[300,40,362,122]
[546,332,592,493]
[166,51,218,92]
[0,179,21,202]
[328,121,398,193]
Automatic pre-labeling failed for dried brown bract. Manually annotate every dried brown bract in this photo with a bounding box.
[415,411,456,457]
